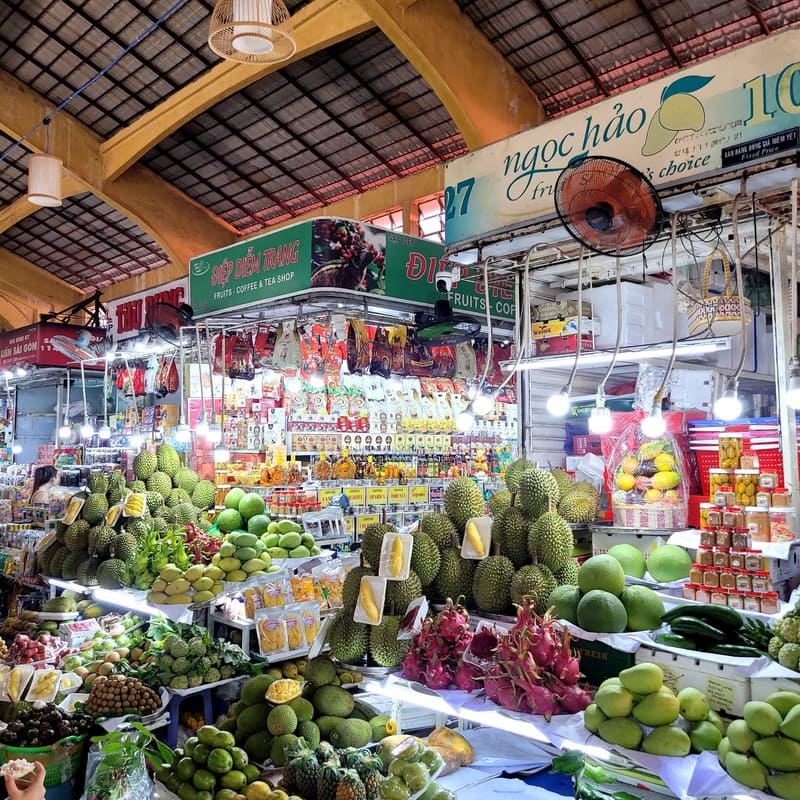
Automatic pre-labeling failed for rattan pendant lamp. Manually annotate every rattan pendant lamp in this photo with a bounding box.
[208,0,296,64]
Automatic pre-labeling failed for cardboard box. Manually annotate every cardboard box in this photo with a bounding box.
[591,527,672,561]
[535,333,594,356]
[635,645,751,715]
[531,315,594,340]
[749,675,800,703]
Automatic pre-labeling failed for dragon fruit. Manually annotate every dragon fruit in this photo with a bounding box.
[453,659,483,691]
[435,597,470,643]
[401,648,424,682]
[423,658,452,690]
[468,626,500,661]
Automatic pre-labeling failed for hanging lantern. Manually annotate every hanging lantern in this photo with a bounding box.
[27,153,63,207]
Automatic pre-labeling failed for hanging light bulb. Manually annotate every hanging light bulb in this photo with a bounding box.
[11,442,22,455]
[214,444,231,463]
[195,416,210,437]
[129,434,143,449]
[206,423,223,444]
[588,398,613,435]
[455,410,475,433]
[14,366,26,378]
[388,375,403,391]
[80,421,95,439]
[58,423,71,440]
[546,389,571,417]
[284,374,302,393]
[640,405,666,439]
[714,379,743,421]
[308,368,325,389]
[471,391,494,417]
[787,362,800,410]
[174,424,192,444]
[98,423,111,440]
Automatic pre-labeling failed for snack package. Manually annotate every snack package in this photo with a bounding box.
[290,572,316,603]
[243,586,264,620]
[261,571,288,609]
[284,603,305,651]
[312,561,345,608]
[300,601,321,646]
[255,608,288,656]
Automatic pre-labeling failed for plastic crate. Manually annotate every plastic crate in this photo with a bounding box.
[693,449,719,496]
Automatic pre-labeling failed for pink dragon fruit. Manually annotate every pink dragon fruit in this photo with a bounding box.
[552,632,582,684]
[453,659,483,691]
[423,657,453,690]
[435,597,470,643]
[469,626,499,661]
[547,676,592,713]
[401,648,425,682]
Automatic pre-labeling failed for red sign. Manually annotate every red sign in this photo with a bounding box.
[0,323,106,371]
[105,278,188,342]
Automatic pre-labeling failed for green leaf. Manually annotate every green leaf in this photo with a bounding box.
[661,74,713,103]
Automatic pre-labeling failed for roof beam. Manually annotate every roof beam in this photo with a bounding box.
[0,68,236,280]
[0,173,84,235]
[101,0,375,181]
[350,0,544,149]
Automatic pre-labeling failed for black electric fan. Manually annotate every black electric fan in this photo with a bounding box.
[144,303,195,347]
[414,300,481,345]
[554,156,664,256]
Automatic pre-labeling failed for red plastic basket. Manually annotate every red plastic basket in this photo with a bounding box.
[749,449,785,488]
[693,449,719,496]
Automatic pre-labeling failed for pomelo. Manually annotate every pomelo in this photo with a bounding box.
[247,514,271,536]
[578,554,626,596]
[646,545,692,583]
[620,585,664,631]
[548,585,581,624]
[238,493,266,520]
[216,509,244,533]
[607,543,646,579]
[577,589,628,633]
[224,488,246,510]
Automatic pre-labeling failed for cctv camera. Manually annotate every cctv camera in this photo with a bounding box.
[435,267,460,293]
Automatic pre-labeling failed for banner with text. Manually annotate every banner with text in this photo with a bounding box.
[0,324,106,371]
[105,278,188,342]
[189,218,514,320]
[443,28,800,248]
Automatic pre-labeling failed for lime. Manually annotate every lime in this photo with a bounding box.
[207,748,233,775]
[215,791,238,800]
[231,747,249,771]
[220,770,247,791]
[176,757,197,782]
[192,768,217,792]
[242,764,260,783]
[197,725,220,746]
[184,737,199,757]
[178,782,199,800]
[196,793,213,800]
[212,731,236,750]
[192,743,212,766]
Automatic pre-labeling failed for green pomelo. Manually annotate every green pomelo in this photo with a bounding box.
[224,488,246,510]
[620,585,665,631]
[645,544,692,583]
[578,554,625,596]
[238,493,266,520]
[247,515,271,536]
[606,543,646,579]
[576,589,627,633]
[547,585,581,624]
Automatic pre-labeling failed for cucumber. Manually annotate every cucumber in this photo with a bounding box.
[708,644,764,658]
[653,633,697,650]
[668,616,727,644]
[661,603,743,631]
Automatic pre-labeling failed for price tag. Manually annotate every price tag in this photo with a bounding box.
[343,517,355,535]
[367,487,388,506]
[409,485,428,504]
[429,485,445,503]
[318,488,338,506]
[344,486,366,507]
[388,486,408,504]
[705,677,735,714]
[357,514,380,534]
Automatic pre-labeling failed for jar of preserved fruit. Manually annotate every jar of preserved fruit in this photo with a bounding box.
[734,469,759,506]
[719,434,743,469]
[709,469,734,499]
[769,507,796,542]
[745,506,770,543]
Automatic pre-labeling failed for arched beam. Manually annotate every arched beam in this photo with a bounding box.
[0,70,236,280]
[0,173,85,235]
[351,0,544,149]
[101,0,375,181]
[0,248,83,328]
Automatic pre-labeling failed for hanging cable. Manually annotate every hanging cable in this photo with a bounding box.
[0,0,189,167]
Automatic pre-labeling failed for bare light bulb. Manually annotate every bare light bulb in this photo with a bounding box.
[195,417,209,437]
[308,370,325,389]
[214,444,231,463]
[11,442,22,455]
[588,403,612,435]
[284,374,302,393]
[98,424,112,440]
[80,422,95,439]
[714,389,743,421]
[455,410,475,432]
[129,434,144,449]
[472,392,494,417]
[787,369,800,410]
[174,424,192,444]
[206,423,223,444]
[640,406,666,439]
[58,424,71,440]
[546,390,571,417]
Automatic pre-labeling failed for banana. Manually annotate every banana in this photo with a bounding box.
[465,521,485,557]
[359,578,381,623]
[389,536,404,577]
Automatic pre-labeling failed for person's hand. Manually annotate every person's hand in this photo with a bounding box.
[4,762,45,800]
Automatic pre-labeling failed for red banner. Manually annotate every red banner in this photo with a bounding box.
[0,323,106,371]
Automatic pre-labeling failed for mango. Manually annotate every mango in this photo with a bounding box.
[268,547,290,559]
[165,578,191,595]
[277,520,302,534]
[193,591,215,603]
[768,691,800,719]
[192,577,213,592]
[231,532,258,549]
[725,752,768,791]
[235,547,258,562]
[598,677,621,689]
[219,557,242,573]
[147,591,168,604]
[159,565,183,582]
[597,718,643,750]
[707,709,724,735]
[289,545,311,559]
[641,725,690,757]
[278,532,302,550]
[744,700,782,736]
[184,565,204,583]
[242,558,267,574]
[779,703,800,741]
[151,579,167,593]
[226,570,248,582]
[632,691,680,727]
[583,703,607,733]
[717,736,731,766]
[619,663,662,695]
[768,773,800,800]
[726,719,759,754]
[166,593,192,604]
[204,565,225,581]
[753,736,800,772]
[689,720,722,753]
[594,684,634,719]
[219,542,237,558]
[677,687,709,722]
[263,533,280,547]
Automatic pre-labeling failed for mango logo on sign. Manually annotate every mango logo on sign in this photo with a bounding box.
[642,75,714,156]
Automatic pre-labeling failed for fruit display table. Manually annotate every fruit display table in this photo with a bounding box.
[164,677,240,748]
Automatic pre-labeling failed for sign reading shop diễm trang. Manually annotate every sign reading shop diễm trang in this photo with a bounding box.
[189,218,515,321]
[443,28,800,248]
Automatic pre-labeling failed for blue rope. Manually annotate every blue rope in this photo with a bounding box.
[0,0,190,167]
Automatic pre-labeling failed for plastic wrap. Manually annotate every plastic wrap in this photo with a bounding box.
[605,414,691,529]
[81,736,152,800]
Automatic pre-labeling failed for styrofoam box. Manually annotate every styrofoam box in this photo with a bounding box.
[591,529,673,561]
[749,675,800,703]
[634,645,750,715]
[768,546,800,583]
[705,309,774,377]
[356,691,444,734]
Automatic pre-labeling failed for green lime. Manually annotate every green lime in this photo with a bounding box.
[192,743,212,766]
[212,730,236,750]
[176,757,197,782]
[197,725,220,746]
[220,770,247,792]
[231,747,249,771]
[207,748,233,775]
[192,768,217,792]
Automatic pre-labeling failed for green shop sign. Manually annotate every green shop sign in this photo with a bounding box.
[189,218,514,321]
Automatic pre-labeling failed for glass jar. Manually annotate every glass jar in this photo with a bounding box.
[703,569,720,588]
[755,490,771,508]
[751,571,771,593]
[734,469,759,506]
[707,507,724,527]
[745,506,770,543]
[759,472,780,490]
[713,549,730,568]
[697,547,715,566]
[695,587,711,602]
[745,551,765,572]
[719,568,737,589]
[722,507,744,529]
[719,434,743,469]
[714,486,736,508]
[700,529,716,547]
[771,488,792,507]
[732,527,751,549]
[744,593,761,612]
[710,589,728,606]
[709,469,734,500]
[729,550,746,570]
[770,507,796,542]
[715,527,733,548]
[728,591,744,609]
[690,565,705,584]
[735,572,752,593]
[760,593,780,614]
[682,583,698,601]
[699,502,714,528]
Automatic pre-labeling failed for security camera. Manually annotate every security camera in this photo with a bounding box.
[435,267,460,293]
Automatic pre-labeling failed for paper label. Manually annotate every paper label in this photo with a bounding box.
[344,486,366,507]
[409,485,429,503]
[706,676,735,713]
[367,487,388,506]
[318,488,337,506]
[388,486,408,504]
